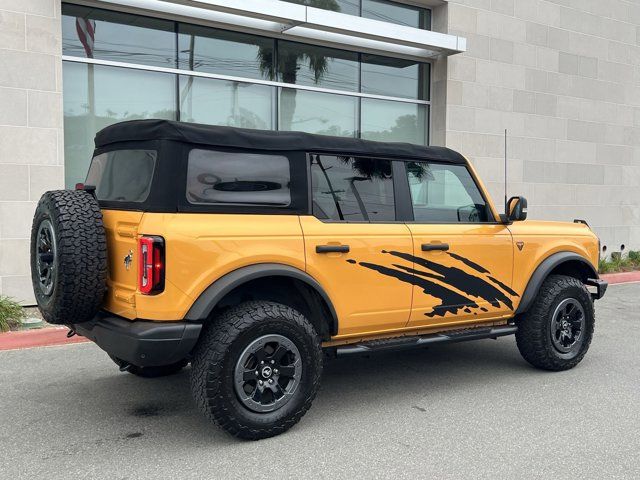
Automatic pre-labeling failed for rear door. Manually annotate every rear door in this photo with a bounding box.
[301,154,413,338]
[85,148,158,318]
[401,161,516,328]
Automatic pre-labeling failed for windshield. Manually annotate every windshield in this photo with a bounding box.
[86,149,156,202]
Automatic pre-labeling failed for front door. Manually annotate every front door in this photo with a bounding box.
[301,154,413,338]
[401,161,516,329]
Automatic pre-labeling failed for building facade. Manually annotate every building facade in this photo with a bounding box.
[1,0,639,303]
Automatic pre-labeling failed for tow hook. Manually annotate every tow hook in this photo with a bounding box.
[66,329,76,338]
[118,362,132,373]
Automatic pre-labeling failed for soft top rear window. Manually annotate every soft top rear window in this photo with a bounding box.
[86,149,156,202]
[186,149,291,206]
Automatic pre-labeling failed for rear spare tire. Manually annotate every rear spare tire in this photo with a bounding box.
[30,190,107,325]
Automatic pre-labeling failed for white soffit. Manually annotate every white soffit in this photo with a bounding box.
[92,0,466,59]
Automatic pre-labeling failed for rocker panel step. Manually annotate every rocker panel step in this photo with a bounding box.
[335,325,518,356]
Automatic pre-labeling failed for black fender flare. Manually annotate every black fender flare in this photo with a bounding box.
[515,251,598,315]
[184,263,339,335]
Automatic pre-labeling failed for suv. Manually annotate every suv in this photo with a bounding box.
[31,119,607,439]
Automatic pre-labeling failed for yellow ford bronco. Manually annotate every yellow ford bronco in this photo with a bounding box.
[31,119,607,439]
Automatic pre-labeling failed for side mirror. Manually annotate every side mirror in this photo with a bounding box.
[507,196,528,222]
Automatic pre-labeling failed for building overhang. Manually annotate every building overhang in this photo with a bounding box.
[86,0,466,59]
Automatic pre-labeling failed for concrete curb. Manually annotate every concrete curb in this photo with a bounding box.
[0,327,89,352]
[600,271,640,285]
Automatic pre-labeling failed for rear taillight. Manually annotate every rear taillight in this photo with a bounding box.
[138,236,165,295]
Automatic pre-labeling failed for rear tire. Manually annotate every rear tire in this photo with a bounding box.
[516,275,594,371]
[190,301,322,440]
[30,190,107,325]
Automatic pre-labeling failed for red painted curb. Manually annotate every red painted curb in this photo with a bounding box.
[0,327,89,351]
[600,271,640,285]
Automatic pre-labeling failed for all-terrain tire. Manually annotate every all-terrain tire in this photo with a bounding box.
[30,190,107,325]
[515,274,594,371]
[190,301,322,440]
[109,355,189,378]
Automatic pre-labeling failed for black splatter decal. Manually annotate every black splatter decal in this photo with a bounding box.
[347,249,519,319]
[359,261,479,317]
[487,275,519,296]
[447,252,489,274]
[384,251,516,310]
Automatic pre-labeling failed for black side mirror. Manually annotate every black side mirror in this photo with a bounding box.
[507,196,528,222]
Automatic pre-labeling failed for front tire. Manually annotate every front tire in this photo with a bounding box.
[190,301,322,440]
[516,275,594,371]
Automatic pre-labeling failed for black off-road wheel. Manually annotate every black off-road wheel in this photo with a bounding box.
[516,275,594,371]
[30,190,107,325]
[109,355,189,378]
[190,301,322,440]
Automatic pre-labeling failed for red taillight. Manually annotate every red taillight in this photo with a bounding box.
[138,236,165,295]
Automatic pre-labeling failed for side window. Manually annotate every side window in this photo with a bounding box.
[186,149,291,206]
[310,154,395,222]
[407,162,491,223]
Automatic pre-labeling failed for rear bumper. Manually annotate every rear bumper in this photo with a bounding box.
[586,278,608,300]
[74,311,202,367]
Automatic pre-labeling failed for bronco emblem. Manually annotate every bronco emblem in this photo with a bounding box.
[124,250,133,270]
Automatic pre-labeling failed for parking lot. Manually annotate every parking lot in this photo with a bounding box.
[2,283,639,479]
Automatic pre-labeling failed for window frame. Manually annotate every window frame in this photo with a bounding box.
[306,152,412,224]
[88,140,178,213]
[394,160,498,224]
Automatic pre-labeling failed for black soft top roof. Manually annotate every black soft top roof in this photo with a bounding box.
[95,119,466,164]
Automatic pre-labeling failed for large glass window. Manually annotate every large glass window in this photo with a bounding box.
[310,155,395,221]
[63,62,176,188]
[407,162,491,223]
[279,89,357,136]
[361,55,430,100]
[186,149,291,206]
[361,99,427,144]
[62,4,175,68]
[86,150,156,202]
[277,41,359,92]
[362,0,431,29]
[179,76,274,129]
[177,24,275,80]
[62,4,431,188]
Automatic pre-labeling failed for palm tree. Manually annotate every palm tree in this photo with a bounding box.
[258,0,341,131]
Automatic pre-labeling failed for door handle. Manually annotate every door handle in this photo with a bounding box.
[316,245,350,254]
[421,243,449,252]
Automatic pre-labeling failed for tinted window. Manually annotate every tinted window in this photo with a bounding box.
[310,155,395,221]
[277,41,359,92]
[178,24,274,80]
[362,0,431,29]
[187,150,291,206]
[280,89,357,136]
[86,150,156,202]
[407,162,491,223]
[62,4,175,68]
[361,55,430,100]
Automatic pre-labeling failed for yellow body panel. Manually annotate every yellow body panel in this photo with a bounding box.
[507,220,598,312]
[102,211,305,321]
[299,216,413,336]
[101,200,599,342]
[405,223,515,328]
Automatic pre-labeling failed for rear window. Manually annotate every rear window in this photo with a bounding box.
[186,149,291,206]
[86,149,156,202]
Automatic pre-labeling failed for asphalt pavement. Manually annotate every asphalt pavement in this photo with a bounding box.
[1,283,639,479]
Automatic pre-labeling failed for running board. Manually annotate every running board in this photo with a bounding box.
[335,325,518,357]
